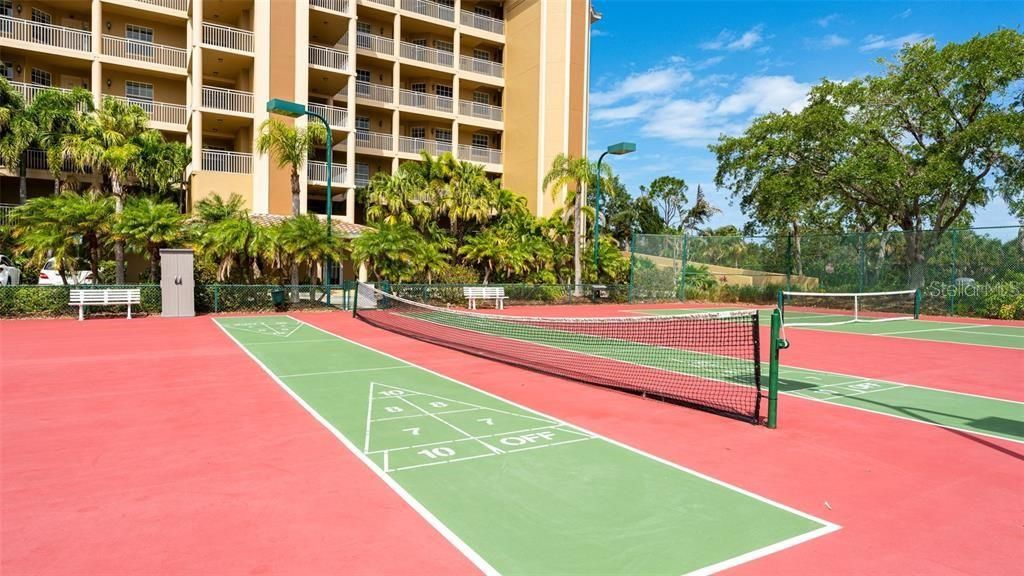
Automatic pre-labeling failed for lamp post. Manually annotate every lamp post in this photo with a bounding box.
[266,98,334,306]
[593,141,636,272]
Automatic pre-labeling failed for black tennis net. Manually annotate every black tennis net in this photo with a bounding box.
[354,285,763,424]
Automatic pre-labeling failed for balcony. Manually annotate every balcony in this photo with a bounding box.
[111,0,188,11]
[354,130,393,152]
[307,161,348,186]
[399,89,453,114]
[201,86,254,114]
[23,149,92,173]
[356,32,394,56]
[400,41,454,68]
[110,96,187,128]
[459,100,502,122]
[309,45,350,73]
[202,150,251,173]
[361,0,395,7]
[459,144,501,165]
[401,0,455,23]
[8,81,75,105]
[460,10,504,35]
[355,81,394,104]
[310,0,349,14]
[399,137,452,156]
[102,35,188,70]
[201,22,254,53]
[459,55,503,78]
[0,15,91,53]
[307,102,349,130]
[0,204,18,226]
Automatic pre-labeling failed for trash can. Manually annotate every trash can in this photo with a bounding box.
[271,288,286,308]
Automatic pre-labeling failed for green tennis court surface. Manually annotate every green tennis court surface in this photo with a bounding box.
[635,308,1024,349]
[215,316,835,575]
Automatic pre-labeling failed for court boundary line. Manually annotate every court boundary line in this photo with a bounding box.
[284,315,841,574]
[212,317,502,576]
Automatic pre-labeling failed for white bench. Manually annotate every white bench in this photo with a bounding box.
[463,286,508,310]
[69,288,142,320]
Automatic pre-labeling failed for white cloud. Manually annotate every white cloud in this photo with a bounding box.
[816,14,840,28]
[896,8,912,19]
[591,28,610,38]
[696,56,725,69]
[807,34,850,49]
[715,76,810,116]
[860,33,930,52]
[700,25,765,51]
[590,68,692,107]
[696,73,734,89]
[591,99,662,122]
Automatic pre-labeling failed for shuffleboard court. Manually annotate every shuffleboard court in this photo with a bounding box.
[633,308,1024,349]
[215,316,836,575]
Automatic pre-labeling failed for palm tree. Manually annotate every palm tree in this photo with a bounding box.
[364,169,432,227]
[194,215,268,282]
[29,87,93,194]
[116,197,186,282]
[193,192,247,225]
[0,79,32,204]
[10,196,81,284]
[458,230,506,284]
[439,157,492,239]
[543,154,610,294]
[277,214,344,285]
[63,97,154,283]
[58,190,115,281]
[351,222,432,282]
[136,133,190,207]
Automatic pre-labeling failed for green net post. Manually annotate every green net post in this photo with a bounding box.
[352,282,359,317]
[776,290,784,321]
[214,284,220,313]
[768,308,787,429]
[914,288,922,319]
[627,233,636,303]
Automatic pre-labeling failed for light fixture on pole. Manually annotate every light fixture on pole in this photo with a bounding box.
[266,98,335,306]
[594,141,636,272]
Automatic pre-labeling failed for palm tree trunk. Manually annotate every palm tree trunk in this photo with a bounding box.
[149,245,159,283]
[112,178,126,284]
[573,192,583,296]
[18,163,27,204]
[290,169,300,302]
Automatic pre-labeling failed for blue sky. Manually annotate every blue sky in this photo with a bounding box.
[587,0,1024,233]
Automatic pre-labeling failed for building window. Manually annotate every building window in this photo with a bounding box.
[356,21,372,34]
[435,129,451,143]
[472,133,490,148]
[126,24,155,58]
[30,68,52,86]
[472,91,490,105]
[356,69,371,83]
[473,48,492,61]
[355,116,370,132]
[433,39,453,53]
[410,127,425,140]
[126,80,154,101]
[411,82,426,93]
[1,0,13,17]
[1,62,13,81]
[434,84,452,99]
[473,5,491,17]
[31,8,52,24]
[410,38,427,47]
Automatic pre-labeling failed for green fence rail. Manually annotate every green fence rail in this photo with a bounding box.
[382,283,631,307]
[630,226,1024,319]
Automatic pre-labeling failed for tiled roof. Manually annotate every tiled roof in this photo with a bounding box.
[248,213,373,237]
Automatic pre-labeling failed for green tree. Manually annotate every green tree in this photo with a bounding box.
[363,168,433,227]
[9,196,81,284]
[137,134,190,206]
[351,221,434,282]
[193,192,247,225]
[116,197,186,282]
[0,79,32,204]
[29,87,93,194]
[543,154,610,293]
[277,214,345,285]
[59,190,115,281]
[640,176,689,231]
[713,30,1024,286]
[64,97,155,283]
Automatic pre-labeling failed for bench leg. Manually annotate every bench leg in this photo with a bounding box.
[127,303,132,320]
[78,304,84,321]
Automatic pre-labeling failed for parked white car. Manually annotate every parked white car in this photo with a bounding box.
[37,258,95,286]
[0,255,20,285]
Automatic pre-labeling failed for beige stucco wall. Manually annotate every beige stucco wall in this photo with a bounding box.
[191,171,254,210]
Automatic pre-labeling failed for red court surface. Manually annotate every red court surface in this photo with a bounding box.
[2,308,1021,575]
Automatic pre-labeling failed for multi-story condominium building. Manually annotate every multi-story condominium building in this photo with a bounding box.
[1,0,595,222]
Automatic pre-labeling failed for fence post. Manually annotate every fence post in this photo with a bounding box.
[214,285,219,313]
[628,233,636,303]
[679,235,689,302]
[785,233,792,291]
[858,232,866,293]
[949,229,958,315]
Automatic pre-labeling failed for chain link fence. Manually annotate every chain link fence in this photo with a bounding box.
[379,283,630,307]
[630,226,1024,319]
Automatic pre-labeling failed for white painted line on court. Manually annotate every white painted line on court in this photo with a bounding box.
[389,386,506,456]
[371,407,479,422]
[290,316,842,570]
[280,365,415,378]
[367,424,578,454]
[876,324,991,336]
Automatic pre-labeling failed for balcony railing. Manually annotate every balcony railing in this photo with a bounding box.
[307,102,349,129]
[459,144,502,165]
[8,81,75,105]
[399,137,452,156]
[307,160,348,186]
[0,15,91,52]
[201,86,254,113]
[400,41,454,68]
[400,89,453,113]
[202,150,251,173]
[459,55,503,78]
[128,0,188,11]
[309,45,350,72]
[355,32,394,55]
[354,130,393,151]
[103,35,188,69]
[24,149,92,173]
[460,9,504,35]
[0,204,19,226]
[201,22,254,53]
[459,100,502,122]
[362,0,395,6]
[401,0,454,22]
[355,81,394,104]
[310,0,349,14]
[111,96,187,127]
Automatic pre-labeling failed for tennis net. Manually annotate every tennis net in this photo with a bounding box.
[354,285,764,424]
[780,289,921,327]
